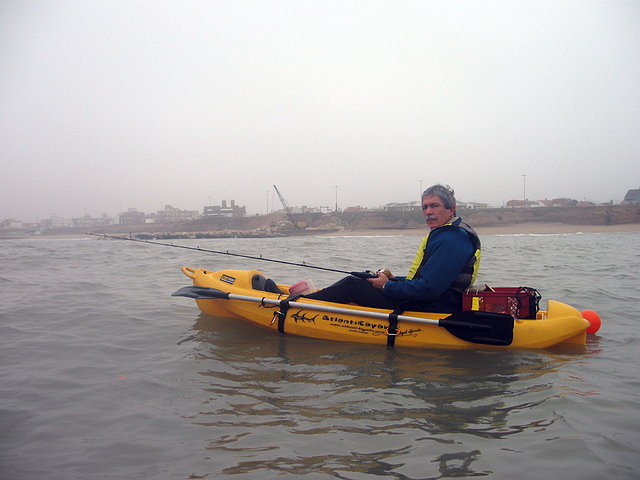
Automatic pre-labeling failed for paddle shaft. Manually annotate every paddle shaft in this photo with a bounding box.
[223,291,486,330]
[86,232,375,278]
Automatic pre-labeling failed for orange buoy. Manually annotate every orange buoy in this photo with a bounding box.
[581,310,601,334]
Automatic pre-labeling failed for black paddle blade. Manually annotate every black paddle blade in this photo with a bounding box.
[440,311,514,346]
[172,286,229,300]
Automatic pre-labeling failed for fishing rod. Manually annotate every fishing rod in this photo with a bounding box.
[85,232,377,278]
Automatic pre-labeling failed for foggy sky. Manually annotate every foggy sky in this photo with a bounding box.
[1,0,639,222]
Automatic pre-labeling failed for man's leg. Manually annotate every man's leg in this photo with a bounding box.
[304,275,397,309]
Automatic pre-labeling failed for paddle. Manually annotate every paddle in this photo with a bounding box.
[172,285,514,346]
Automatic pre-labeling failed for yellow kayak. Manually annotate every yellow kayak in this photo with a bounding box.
[173,266,591,349]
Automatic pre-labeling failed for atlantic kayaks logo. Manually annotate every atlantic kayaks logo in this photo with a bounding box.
[320,314,423,337]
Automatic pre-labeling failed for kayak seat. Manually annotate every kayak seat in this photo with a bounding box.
[251,273,284,294]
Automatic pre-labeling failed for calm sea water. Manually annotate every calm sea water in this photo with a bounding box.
[1,232,639,479]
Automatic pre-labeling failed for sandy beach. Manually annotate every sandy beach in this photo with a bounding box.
[475,222,640,235]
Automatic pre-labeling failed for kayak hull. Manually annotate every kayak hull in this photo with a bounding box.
[179,266,590,349]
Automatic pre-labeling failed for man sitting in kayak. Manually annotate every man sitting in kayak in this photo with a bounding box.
[304,184,481,313]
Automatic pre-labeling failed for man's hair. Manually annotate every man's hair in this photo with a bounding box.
[422,184,456,211]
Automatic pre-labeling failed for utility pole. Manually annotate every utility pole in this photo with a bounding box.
[335,185,339,212]
[522,174,527,208]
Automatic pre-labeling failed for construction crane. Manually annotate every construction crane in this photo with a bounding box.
[273,185,302,229]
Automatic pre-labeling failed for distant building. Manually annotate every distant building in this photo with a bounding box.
[506,200,542,208]
[203,200,246,217]
[203,205,222,216]
[623,188,640,204]
[0,218,24,230]
[72,213,115,229]
[538,198,579,207]
[119,208,146,225]
[41,216,73,228]
[273,205,321,214]
[384,201,421,212]
[459,201,488,209]
[299,205,322,213]
[343,206,368,213]
[1,218,41,234]
[157,205,200,223]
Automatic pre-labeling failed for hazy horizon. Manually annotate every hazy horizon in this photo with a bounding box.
[4,187,634,224]
[2,1,639,223]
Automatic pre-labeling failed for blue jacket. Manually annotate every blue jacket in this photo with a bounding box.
[383,219,479,312]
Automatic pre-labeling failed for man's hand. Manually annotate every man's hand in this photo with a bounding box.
[377,268,393,278]
[367,271,389,289]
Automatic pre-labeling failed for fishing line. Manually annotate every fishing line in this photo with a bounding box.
[86,232,374,277]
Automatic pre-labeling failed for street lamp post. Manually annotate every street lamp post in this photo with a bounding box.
[522,174,527,207]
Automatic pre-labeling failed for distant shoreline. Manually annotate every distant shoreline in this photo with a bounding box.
[6,204,638,239]
[321,222,640,236]
[2,222,639,240]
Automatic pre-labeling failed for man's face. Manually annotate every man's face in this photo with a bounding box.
[421,194,455,229]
